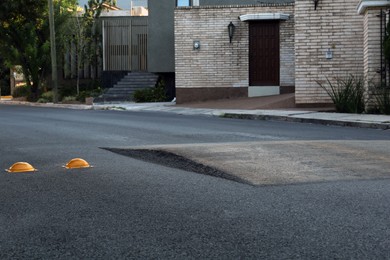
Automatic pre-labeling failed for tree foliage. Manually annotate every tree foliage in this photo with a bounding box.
[0,0,112,98]
[63,0,111,94]
[0,0,76,97]
[0,0,48,96]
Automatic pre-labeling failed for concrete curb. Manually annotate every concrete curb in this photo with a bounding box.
[0,100,93,110]
[2,100,390,130]
[222,113,390,130]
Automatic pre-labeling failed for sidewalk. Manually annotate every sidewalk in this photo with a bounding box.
[93,102,390,130]
[2,97,390,130]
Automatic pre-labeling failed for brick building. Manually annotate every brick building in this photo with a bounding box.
[171,0,390,106]
[98,0,390,105]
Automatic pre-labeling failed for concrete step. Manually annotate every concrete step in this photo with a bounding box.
[94,95,133,103]
[113,84,155,89]
[95,72,159,103]
[105,90,149,95]
[119,79,157,83]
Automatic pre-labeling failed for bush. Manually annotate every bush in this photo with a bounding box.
[133,88,153,102]
[0,83,10,96]
[37,91,54,103]
[12,85,31,98]
[58,79,103,100]
[76,88,103,102]
[0,72,10,96]
[58,84,76,99]
[62,96,77,102]
[133,80,169,103]
[317,75,365,113]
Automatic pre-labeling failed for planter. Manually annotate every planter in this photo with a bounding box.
[12,97,27,101]
[85,97,94,105]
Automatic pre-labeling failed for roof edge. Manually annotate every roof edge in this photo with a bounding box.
[239,13,290,21]
[357,0,390,14]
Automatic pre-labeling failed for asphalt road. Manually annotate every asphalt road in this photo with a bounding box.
[1,104,390,259]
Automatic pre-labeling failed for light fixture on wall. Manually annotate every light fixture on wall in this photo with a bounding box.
[313,0,320,10]
[193,40,200,50]
[228,22,235,43]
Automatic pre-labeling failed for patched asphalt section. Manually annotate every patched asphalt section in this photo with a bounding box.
[102,148,252,185]
[102,141,390,187]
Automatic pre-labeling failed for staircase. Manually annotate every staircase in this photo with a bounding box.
[95,72,159,102]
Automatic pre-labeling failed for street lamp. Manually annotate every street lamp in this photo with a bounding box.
[313,0,320,10]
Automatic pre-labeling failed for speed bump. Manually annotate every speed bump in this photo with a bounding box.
[64,158,92,169]
[6,162,37,173]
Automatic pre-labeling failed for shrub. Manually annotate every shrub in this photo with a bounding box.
[58,79,102,100]
[0,63,10,96]
[133,88,153,102]
[87,79,102,90]
[37,91,54,103]
[12,85,31,98]
[76,88,103,102]
[317,75,365,113]
[1,83,10,96]
[62,96,77,102]
[133,80,169,103]
[0,72,10,96]
[58,84,77,98]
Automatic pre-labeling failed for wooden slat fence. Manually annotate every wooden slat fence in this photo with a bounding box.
[102,17,148,71]
[62,17,148,79]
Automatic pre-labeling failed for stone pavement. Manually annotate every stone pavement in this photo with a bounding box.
[1,97,390,130]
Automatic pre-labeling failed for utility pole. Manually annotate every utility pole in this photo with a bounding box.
[48,0,58,103]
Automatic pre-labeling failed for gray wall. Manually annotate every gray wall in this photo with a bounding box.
[148,0,176,73]
[148,0,294,73]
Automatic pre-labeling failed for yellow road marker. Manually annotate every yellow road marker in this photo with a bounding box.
[64,158,92,169]
[6,162,37,173]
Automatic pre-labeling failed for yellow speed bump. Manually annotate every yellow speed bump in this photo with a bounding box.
[64,158,92,169]
[6,162,37,173]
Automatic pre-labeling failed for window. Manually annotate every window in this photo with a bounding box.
[177,0,191,7]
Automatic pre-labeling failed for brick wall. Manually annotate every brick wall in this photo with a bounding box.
[174,4,294,102]
[363,8,382,89]
[295,0,364,105]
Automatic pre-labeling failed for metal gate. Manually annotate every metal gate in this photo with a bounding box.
[102,17,148,71]
[379,10,390,85]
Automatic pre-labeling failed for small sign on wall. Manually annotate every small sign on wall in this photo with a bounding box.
[326,48,333,59]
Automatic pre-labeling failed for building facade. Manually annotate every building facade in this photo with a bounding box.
[294,0,365,106]
[171,0,390,105]
[99,0,389,105]
[175,3,294,102]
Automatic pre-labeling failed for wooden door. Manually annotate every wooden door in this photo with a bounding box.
[249,21,280,86]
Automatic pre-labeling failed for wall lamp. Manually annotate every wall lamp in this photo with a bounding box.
[313,0,320,10]
[193,40,200,50]
[228,22,235,43]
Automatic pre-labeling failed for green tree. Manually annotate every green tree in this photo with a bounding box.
[0,0,49,97]
[0,57,10,96]
[0,0,75,98]
[64,0,109,94]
